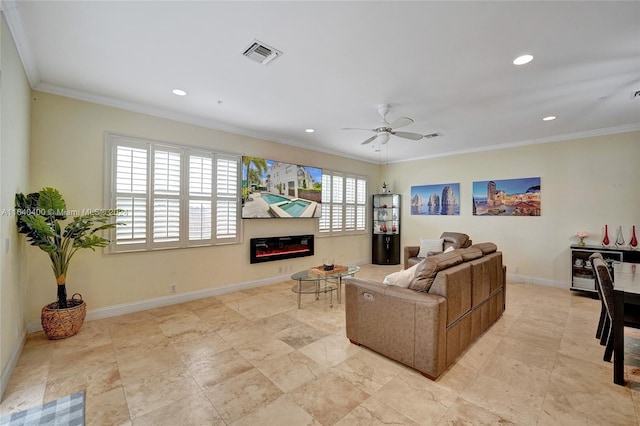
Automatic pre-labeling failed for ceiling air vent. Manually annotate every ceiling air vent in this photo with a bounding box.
[631,90,640,100]
[424,132,442,139]
[242,39,282,65]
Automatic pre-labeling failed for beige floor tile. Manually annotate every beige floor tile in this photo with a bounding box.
[370,371,456,424]
[331,348,402,395]
[478,353,551,397]
[188,347,254,389]
[6,272,640,426]
[44,361,121,400]
[539,369,637,426]
[335,395,418,426]
[85,385,131,426]
[460,374,545,425]
[290,371,370,425]
[437,397,516,426]
[132,391,224,426]
[255,350,326,393]
[122,366,201,419]
[298,333,361,368]
[203,367,284,423]
[230,394,319,426]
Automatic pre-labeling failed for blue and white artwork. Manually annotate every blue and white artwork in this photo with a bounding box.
[410,183,460,216]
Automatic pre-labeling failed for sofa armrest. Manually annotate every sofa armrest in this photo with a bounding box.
[344,276,447,378]
[404,246,421,269]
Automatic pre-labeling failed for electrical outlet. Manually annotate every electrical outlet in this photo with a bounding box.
[279,266,283,273]
[170,284,177,293]
[514,266,520,274]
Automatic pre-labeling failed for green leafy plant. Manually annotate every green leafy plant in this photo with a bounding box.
[15,187,123,308]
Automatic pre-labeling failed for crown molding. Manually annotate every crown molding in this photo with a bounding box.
[1,0,40,87]
[392,123,640,164]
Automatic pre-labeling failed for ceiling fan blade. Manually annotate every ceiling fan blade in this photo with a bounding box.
[388,116,414,130]
[341,127,375,131]
[393,131,424,141]
[361,135,378,145]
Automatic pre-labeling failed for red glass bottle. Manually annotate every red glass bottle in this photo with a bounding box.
[631,225,638,249]
[602,224,610,246]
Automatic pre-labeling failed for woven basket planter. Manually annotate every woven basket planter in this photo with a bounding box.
[41,293,86,340]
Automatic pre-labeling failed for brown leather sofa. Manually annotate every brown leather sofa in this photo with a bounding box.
[344,242,505,379]
[404,232,472,269]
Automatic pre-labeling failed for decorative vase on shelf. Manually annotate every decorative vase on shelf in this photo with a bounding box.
[630,225,638,249]
[602,224,610,247]
[578,237,586,247]
[615,225,625,247]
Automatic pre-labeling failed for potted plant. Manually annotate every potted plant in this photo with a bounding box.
[15,187,123,339]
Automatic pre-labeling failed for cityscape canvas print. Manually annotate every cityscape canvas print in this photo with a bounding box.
[410,183,461,215]
[472,177,541,216]
[241,157,322,219]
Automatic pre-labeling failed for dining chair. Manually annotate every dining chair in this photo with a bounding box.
[589,253,608,344]
[591,255,640,362]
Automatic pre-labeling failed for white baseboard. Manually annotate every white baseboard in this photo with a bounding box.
[0,331,26,401]
[507,273,568,289]
[26,273,295,333]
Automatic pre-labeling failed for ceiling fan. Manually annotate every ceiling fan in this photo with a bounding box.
[342,104,424,145]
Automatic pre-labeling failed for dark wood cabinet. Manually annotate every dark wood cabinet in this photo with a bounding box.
[372,194,400,265]
[570,244,640,293]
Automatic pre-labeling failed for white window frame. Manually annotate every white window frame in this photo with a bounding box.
[318,170,367,236]
[104,132,241,252]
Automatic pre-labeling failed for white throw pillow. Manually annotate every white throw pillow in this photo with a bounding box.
[444,246,455,253]
[383,262,421,288]
[417,238,444,258]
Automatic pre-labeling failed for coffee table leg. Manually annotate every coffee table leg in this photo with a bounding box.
[338,276,342,304]
[330,285,333,308]
[297,279,302,309]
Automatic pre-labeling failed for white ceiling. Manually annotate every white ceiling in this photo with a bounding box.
[3,1,640,163]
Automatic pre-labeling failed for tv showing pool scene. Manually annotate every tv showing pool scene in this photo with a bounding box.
[242,157,322,219]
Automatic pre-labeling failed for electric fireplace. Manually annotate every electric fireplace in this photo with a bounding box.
[250,235,314,264]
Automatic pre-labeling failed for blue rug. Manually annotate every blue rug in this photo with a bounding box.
[0,391,84,426]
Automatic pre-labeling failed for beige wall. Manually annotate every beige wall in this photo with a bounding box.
[0,14,31,391]
[383,130,640,286]
[27,91,381,322]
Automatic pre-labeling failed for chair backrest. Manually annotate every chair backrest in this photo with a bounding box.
[440,232,472,250]
[591,255,614,318]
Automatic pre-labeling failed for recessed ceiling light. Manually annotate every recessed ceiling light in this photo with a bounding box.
[543,115,557,121]
[513,54,533,65]
[172,89,187,96]
[305,128,315,133]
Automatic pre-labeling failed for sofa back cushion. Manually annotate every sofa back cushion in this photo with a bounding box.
[441,232,471,250]
[457,247,483,261]
[470,242,497,255]
[409,251,464,292]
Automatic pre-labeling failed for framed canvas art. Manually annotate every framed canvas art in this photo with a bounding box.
[472,177,541,216]
[410,183,460,215]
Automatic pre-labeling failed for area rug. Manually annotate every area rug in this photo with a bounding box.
[0,391,84,426]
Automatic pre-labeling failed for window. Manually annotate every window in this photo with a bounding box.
[319,170,367,235]
[106,133,241,252]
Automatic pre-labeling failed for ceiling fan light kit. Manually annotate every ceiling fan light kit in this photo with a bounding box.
[343,104,426,145]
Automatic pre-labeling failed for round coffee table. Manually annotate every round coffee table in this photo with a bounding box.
[291,266,360,308]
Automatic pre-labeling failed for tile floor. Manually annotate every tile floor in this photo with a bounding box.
[2,264,640,425]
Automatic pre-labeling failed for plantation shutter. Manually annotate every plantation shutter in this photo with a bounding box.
[331,175,343,231]
[356,178,367,231]
[317,170,367,235]
[106,132,242,252]
[319,174,332,233]
[215,154,240,242]
[114,144,148,249]
[188,151,213,244]
[152,147,181,246]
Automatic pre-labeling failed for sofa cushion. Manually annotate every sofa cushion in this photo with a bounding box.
[457,247,483,261]
[383,262,421,288]
[441,232,471,250]
[471,242,497,255]
[417,238,444,258]
[409,251,464,292]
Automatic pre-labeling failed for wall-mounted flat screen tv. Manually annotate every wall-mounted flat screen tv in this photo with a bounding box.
[242,157,322,219]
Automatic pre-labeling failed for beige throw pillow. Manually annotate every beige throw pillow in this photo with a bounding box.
[417,238,444,258]
[383,262,421,288]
